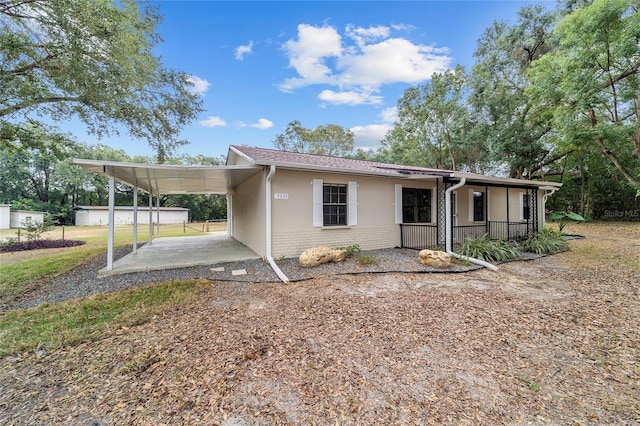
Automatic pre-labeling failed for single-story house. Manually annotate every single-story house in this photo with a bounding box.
[0,204,46,229]
[74,206,189,226]
[74,145,561,278]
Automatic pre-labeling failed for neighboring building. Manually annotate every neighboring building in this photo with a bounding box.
[0,204,46,229]
[74,206,189,226]
[0,204,10,229]
[75,145,561,263]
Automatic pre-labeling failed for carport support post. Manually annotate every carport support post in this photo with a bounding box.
[107,175,115,271]
[148,193,153,243]
[132,186,138,254]
[156,193,160,238]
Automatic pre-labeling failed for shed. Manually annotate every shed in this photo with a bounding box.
[74,206,189,226]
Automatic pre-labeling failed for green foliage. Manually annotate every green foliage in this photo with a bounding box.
[549,210,585,231]
[355,253,379,266]
[521,228,569,254]
[337,244,361,256]
[517,375,541,392]
[19,216,52,242]
[381,65,489,172]
[1,0,202,158]
[0,279,206,357]
[273,120,354,157]
[456,234,520,263]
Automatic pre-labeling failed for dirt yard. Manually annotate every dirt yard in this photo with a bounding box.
[1,222,639,425]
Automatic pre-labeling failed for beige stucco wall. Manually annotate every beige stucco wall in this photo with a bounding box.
[268,169,437,258]
[231,168,267,257]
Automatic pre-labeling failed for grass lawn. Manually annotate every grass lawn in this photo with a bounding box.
[0,222,225,356]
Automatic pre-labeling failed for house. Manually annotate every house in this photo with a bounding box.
[74,206,189,226]
[0,204,46,229]
[74,145,561,276]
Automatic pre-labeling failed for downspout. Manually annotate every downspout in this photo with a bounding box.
[445,177,498,271]
[266,165,290,282]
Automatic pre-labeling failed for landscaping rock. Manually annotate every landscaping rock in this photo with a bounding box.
[299,247,347,267]
[418,249,451,269]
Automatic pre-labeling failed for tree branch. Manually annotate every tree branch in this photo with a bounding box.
[0,96,81,117]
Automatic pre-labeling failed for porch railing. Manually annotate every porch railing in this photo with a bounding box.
[399,221,536,250]
[399,224,438,249]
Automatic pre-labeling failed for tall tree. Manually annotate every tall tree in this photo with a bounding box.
[382,65,488,171]
[273,121,354,157]
[0,0,202,158]
[469,5,566,179]
[528,0,640,191]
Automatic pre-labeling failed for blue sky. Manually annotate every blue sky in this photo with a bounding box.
[68,0,554,159]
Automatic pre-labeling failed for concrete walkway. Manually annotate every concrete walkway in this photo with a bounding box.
[99,232,260,276]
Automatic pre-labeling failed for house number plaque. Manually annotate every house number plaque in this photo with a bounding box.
[274,193,289,200]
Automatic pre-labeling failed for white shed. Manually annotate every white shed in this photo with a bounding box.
[10,210,45,228]
[74,206,189,226]
[0,204,10,229]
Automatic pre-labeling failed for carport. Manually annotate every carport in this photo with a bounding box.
[74,159,265,276]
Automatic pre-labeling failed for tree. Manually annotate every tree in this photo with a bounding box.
[382,66,488,171]
[469,5,566,179]
[0,0,202,159]
[273,121,354,157]
[528,0,640,192]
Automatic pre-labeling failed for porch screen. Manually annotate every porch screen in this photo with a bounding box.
[402,188,432,223]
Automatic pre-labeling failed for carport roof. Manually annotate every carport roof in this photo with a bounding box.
[73,159,262,195]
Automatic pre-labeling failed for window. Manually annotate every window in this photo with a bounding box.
[473,191,485,222]
[323,184,347,226]
[521,193,530,221]
[402,188,432,223]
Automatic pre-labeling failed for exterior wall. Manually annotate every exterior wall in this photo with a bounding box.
[454,186,537,225]
[231,169,267,257]
[10,211,44,228]
[74,208,188,226]
[0,204,10,230]
[269,169,437,258]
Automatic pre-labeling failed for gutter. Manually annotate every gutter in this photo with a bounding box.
[445,177,499,271]
[265,165,290,282]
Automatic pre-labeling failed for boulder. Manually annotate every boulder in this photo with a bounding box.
[418,249,451,269]
[299,247,347,267]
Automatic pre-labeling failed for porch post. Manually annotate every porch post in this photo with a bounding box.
[106,175,115,271]
[132,186,138,254]
[506,187,510,241]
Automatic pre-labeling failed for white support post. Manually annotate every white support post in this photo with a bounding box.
[148,193,153,243]
[156,193,160,238]
[107,175,115,271]
[132,186,138,254]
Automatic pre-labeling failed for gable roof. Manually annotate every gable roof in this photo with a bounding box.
[228,145,562,189]
[228,145,453,178]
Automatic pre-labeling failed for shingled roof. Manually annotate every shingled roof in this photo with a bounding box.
[228,145,454,178]
[228,145,562,189]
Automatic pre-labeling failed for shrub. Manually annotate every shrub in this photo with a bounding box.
[456,234,520,263]
[355,253,379,266]
[20,216,53,242]
[337,244,361,256]
[521,228,569,254]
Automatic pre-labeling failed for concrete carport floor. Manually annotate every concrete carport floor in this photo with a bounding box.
[98,232,260,277]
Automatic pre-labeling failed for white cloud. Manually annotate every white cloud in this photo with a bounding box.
[350,124,392,150]
[186,75,211,96]
[279,23,452,102]
[250,118,274,129]
[279,24,342,91]
[380,106,398,123]
[236,118,274,129]
[235,41,253,60]
[318,89,383,106]
[199,116,227,128]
